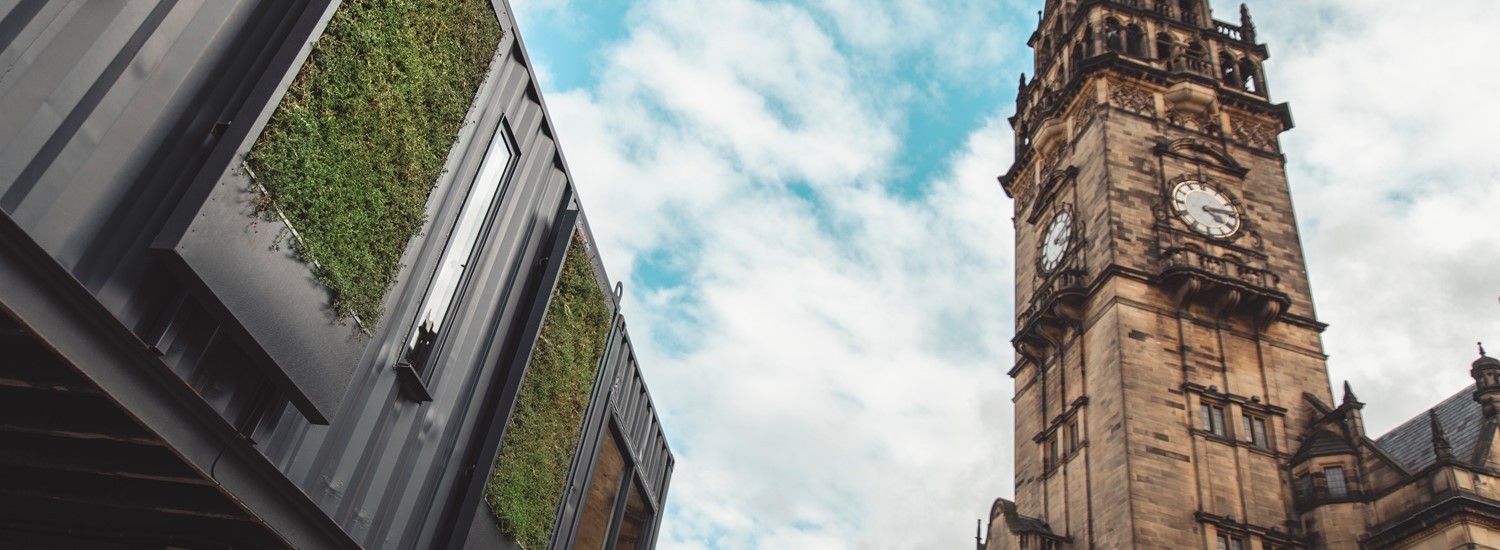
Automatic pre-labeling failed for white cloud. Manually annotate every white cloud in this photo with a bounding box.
[529,0,1023,546]
[1251,0,1500,434]
[516,0,1500,547]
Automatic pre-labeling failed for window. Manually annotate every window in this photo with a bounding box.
[1216,534,1245,550]
[1201,403,1226,436]
[1298,473,1313,499]
[1242,414,1268,448]
[401,121,516,378]
[1045,436,1059,470]
[1220,53,1239,86]
[1156,32,1174,61]
[1067,421,1080,453]
[1105,20,1124,52]
[1240,59,1260,93]
[1178,0,1198,24]
[1125,24,1147,57]
[1325,466,1347,497]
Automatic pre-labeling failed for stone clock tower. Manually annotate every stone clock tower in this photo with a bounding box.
[983,0,1337,548]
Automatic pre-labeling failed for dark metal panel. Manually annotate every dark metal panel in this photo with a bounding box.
[0,212,358,549]
[548,318,675,550]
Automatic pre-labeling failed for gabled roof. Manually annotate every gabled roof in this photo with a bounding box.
[1375,385,1486,472]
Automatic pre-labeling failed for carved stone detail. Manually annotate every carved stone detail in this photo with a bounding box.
[1165,108,1223,136]
[1111,82,1155,117]
[1231,116,1277,150]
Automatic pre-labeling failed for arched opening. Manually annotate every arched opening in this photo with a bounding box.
[1178,0,1198,24]
[1105,19,1124,52]
[1219,53,1239,86]
[1156,32,1175,60]
[1187,40,1206,60]
[1240,59,1261,93]
[1082,24,1096,57]
[1070,46,1083,75]
[1126,24,1147,57]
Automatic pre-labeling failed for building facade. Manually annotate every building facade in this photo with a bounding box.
[0,1,669,548]
[982,1,1500,549]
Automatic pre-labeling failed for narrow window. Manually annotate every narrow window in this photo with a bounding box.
[1105,19,1124,52]
[1325,466,1348,497]
[1240,59,1260,93]
[1049,436,1059,465]
[1298,473,1313,498]
[402,122,516,377]
[1126,24,1147,57]
[1156,33,1174,60]
[1220,53,1239,86]
[1083,25,1096,57]
[1201,403,1226,436]
[1067,421,1080,452]
[1242,414,1268,447]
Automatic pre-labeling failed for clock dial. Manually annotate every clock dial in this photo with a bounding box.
[1171,180,1241,238]
[1040,210,1073,273]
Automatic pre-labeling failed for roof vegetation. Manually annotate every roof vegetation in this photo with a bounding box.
[486,236,613,549]
[246,0,501,326]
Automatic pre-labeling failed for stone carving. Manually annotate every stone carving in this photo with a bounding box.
[1231,116,1277,150]
[1166,108,1222,136]
[1110,82,1156,117]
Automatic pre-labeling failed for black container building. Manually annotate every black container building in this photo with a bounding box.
[0,0,672,548]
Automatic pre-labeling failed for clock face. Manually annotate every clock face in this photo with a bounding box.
[1171,180,1241,238]
[1040,210,1072,273]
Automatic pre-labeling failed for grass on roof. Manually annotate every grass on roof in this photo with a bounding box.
[485,236,613,549]
[246,0,501,327]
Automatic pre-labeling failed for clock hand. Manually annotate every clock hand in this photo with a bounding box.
[1203,206,1235,216]
[1199,205,1224,224]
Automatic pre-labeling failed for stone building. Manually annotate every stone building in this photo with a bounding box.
[979,0,1500,548]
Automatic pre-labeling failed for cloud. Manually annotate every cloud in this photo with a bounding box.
[513,0,1500,547]
[1254,0,1500,434]
[525,0,1026,547]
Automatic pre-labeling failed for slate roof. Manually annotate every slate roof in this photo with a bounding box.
[1292,429,1357,463]
[1015,514,1055,535]
[1375,384,1487,472]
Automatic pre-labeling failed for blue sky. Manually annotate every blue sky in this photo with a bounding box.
[508,0,1500,548]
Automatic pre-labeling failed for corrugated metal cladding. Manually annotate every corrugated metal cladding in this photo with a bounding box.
[548,310,675,550]
[0,0,672,548]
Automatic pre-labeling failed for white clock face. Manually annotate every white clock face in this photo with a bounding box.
[1040,210,1072,272]
[1171,180,1241,238]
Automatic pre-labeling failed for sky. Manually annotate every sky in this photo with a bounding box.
[504,0,1500,548]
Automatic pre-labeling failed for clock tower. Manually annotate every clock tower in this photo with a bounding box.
[986,1,1336,548]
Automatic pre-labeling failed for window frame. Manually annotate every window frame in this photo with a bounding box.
[1201,402,1227,437]
[394,117,520,399]
[1242,413,1269,448]
[1325,466,1348,498]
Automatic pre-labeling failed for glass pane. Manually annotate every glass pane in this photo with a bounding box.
[614,480,653,550]
[404,125,514,373]
[574,432,627,550]
[1211,407,1225,435]
[1253,418,1268,448]
[1326,466,1347,497]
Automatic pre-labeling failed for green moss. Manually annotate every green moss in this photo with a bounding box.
[246,0,501,327]
[485,237,612,549]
